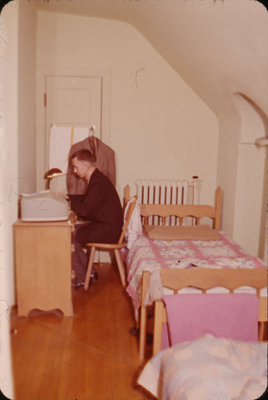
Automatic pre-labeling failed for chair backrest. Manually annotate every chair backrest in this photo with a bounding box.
[118,197,137,245]
[123,184,131,210]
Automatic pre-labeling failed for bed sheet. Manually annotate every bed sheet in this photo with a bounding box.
[125,231,265,313]
[137,334,267,400]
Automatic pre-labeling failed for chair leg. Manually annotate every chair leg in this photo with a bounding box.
[114,249,126,287]
[84,247,95,290]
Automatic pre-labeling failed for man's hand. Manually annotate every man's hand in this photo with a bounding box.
[52,191,69,201]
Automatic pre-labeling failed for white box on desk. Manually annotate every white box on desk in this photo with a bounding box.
[20,190,69,222]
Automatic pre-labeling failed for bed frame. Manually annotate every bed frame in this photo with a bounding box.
[152,268,267,355]
[140,186,221,229]
[135,187,222,362]
[124,185,266,363]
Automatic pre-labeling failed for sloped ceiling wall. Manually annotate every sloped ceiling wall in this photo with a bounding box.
[35,0,268,119]
[34,0,268,254]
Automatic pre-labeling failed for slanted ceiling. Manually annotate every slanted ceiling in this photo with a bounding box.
[35,0,268,120]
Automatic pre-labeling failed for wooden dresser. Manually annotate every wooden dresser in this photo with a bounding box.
[13,220,73,316]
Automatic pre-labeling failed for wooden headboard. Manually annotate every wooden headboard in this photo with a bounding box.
[124,185,222,229]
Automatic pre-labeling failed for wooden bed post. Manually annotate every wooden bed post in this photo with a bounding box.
[139,271,150,364]
[214,187,222,230]
[153,300,166,355]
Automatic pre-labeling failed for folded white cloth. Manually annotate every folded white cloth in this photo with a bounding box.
[124,197,143,249]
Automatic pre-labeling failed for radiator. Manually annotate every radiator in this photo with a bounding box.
[135,177,201,225]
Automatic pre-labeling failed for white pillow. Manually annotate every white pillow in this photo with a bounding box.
[138,335,267,400]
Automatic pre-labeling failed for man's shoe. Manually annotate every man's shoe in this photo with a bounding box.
[90,271,98,282]
[72,281,85,288]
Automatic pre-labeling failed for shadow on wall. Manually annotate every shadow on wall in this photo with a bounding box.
[236,92,268,140]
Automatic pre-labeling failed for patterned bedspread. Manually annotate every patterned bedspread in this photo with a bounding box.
[125,231,265,313]
[138,334,267,400]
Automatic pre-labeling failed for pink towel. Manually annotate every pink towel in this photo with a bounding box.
[162,293,258,348]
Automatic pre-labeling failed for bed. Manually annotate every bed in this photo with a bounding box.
[137,268,267,400]
[123,186,267,363]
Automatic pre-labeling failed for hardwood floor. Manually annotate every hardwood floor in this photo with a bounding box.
[10,263,154,400]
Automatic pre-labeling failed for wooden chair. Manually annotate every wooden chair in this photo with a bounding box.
[83,197,137,290]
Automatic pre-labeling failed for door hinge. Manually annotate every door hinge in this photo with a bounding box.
[44,93,47,107]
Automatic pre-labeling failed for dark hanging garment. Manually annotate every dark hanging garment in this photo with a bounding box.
[66,136,116,194]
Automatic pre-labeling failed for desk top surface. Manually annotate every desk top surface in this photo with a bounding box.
[14,219,72,227]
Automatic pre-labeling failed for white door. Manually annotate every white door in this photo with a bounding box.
[45,76,102,170]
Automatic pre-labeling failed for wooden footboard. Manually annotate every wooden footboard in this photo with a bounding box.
[152,268,267,355]
[139,268,267,362]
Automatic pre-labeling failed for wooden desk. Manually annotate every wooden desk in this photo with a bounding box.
[14,220,73,316]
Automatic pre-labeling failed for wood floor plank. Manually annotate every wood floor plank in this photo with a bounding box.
[10,263,153,400]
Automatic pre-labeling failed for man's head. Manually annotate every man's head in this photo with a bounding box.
[71,150,96,179]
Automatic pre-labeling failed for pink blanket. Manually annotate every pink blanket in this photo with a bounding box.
[162,293,259,349]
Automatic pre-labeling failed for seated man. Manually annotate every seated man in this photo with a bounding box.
[65,149,123,287]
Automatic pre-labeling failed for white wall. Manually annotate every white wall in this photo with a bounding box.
[17,0,37,194]
[216,100,241,236]
[232,93,266,257]
[0,2,17,398]
[216,94,267,258]
[0,1,37,395]
[0,2,19,310]
[36,11,219,205]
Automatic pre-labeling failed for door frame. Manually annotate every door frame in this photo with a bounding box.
[36,66,111,190]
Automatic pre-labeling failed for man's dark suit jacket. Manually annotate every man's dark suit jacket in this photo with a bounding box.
[68,168,123,244]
